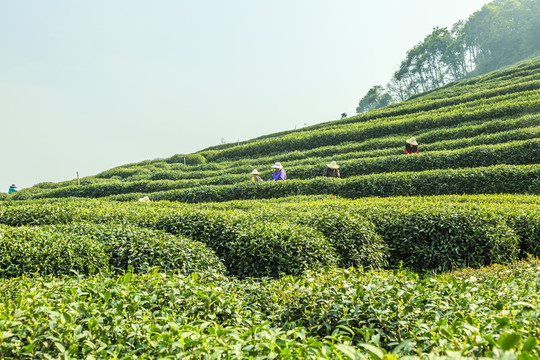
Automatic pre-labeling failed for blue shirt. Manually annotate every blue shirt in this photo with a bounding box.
[8,188,17,194]
[268,169,286,181]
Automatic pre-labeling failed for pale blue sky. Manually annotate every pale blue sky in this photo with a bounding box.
[1,0,491,190]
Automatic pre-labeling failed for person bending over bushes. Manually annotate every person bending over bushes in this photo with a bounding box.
[323,161,340,178]
[268,162,287,181]
[250,169,263,182]
[405,137,419,154]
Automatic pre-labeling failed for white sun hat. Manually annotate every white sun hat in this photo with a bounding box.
[251,169,259,175]
[406,137,418,146]
[271,162,283,169]
[326,161,339,169]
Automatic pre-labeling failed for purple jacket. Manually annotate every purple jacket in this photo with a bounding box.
[268,169,286,181]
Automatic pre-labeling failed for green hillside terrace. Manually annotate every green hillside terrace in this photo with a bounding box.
[9,57,540,202]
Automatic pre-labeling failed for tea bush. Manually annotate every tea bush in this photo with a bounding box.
[52,223,226,275]
[241,206,389,269]
[257,264,540,356]
[0,225,108,278]
[165,153,206,165]
[96,166,151,179]
[147,209,339,278]
[0,201,79,226]
[502,209,540,258]
[365,205,520,271]
[0,270,373,359]
[295,211,387,269]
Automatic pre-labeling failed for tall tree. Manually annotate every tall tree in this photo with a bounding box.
[356,85,393,114]
[464,0,540,74]
[357,0,540,110]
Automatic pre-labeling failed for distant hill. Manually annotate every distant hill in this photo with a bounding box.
[8,57,540,202]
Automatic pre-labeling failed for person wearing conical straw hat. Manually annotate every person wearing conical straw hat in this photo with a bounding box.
[323,161,340,178]
[268,162,287,181]
[250,169,263,182]
[8,184,17,194]
[405,137,419,154]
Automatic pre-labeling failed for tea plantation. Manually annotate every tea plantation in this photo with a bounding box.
[0,58,540,358]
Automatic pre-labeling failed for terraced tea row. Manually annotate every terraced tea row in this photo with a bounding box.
[149,116,540,178]
[0,223,225,278]
[80,113,536,183]
[16,137,540,201]
[200,90,540,161]
[111,164,539,202]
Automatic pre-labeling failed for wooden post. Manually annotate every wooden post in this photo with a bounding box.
[184,157,186,165]
[76,171,80,186]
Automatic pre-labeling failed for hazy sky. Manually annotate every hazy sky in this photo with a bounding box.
[1,0,492,190]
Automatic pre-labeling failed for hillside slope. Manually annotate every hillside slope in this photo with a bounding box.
[10,57,540,202]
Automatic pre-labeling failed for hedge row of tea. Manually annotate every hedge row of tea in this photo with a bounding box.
[0,223,225,278]
[2,261,540,358]
[0,200,381,278]
[113,164,540,203]
[0,194,538,276]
